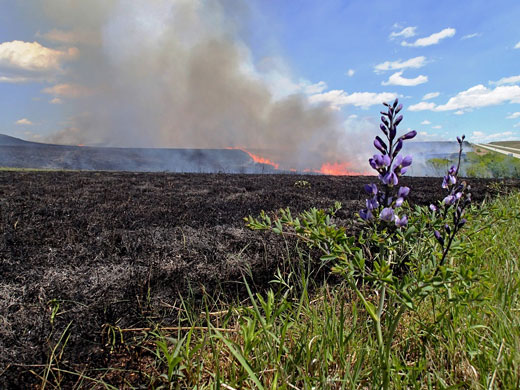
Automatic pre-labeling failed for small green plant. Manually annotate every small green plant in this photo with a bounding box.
[294,180,311,188]
[247,100,477,389]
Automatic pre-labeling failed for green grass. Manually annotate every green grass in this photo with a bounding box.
[427,151,520,178]
[489,141,520,150]
[37,190,520,389]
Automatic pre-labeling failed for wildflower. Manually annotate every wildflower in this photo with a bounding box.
[374,137,388,154]
[364,183,378,195]
[442,195,456,205]
[395,186,410,207]
[360,99,416,227]
[434,230,444,246]
[394,214,408,227]
[367,197,379,210]
[360,208,373,220]
[380,207,395,222]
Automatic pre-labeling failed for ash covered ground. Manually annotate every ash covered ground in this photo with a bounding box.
[1,171,518,388]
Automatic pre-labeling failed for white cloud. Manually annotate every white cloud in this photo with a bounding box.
[515,41,520,49]
[42,83,91,98]
[471,131,515,142]
[381,71,428,86]
[346,69,355,77]
[420,120,431,125]
[461,33,480,40]
[454,110,465,115]
[408,101,436,111]
[507,112,520,119]
[0,40,78,72]
[490,75,520,86]
[432,125,442,129]
[302,81,328,95]
[374,56,426,73]
[409,84,520,111]
[50,97,63,104]
[401,28,456,47]
[15,118,33,125]
[390,26,417,39]
[309,90,398,110]
[422,92,439,100]
[514,123,520,128]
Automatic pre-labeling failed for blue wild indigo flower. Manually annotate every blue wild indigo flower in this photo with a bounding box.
[431,135,472,264]
[360,98,416,227]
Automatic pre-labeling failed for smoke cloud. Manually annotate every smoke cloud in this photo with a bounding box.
[39,0,372,171]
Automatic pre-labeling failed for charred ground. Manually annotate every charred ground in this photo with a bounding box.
[1,171,518,388]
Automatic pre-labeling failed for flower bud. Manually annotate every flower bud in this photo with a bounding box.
[393,139,403,157]
[434,230,444,246]
[400,130,417,140]
[394,115,403,127]
[458,218,467,228]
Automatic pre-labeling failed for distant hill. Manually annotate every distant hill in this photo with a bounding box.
[0,133,43,146]
[0,134,268,173]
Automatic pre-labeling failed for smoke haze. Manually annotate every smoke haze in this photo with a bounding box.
[38,0,373,172]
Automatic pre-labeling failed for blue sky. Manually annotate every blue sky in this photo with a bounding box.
[1,0,520,149]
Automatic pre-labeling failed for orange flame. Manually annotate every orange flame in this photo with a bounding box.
[319,162,356,176]
[227,147,280,169]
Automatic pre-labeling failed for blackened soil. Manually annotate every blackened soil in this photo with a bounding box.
[1,171,518,388]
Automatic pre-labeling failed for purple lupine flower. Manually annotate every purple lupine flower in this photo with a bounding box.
[398,186,410,198]
[382,171,398,186]
[444,224,451,234]
[400,130,417,141]
[395,103,403,114]
[458,218,467,228]
[392,98,399,108]
[448,165,456,175]
[380,123,388,135]
[360,209,373,220]
[394,115,403,127]
[366,197,379,210]
[364,183,378,195]
[430,204,438,212]
[443,195,456,205]
[369,154,391,170]
[379,207,395,222]
[392,155,413,177]
[394,214,408,227]
[442,174,456,189]
[395,186,410,207]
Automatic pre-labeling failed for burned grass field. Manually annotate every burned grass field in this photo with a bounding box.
[1,171,519,387]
